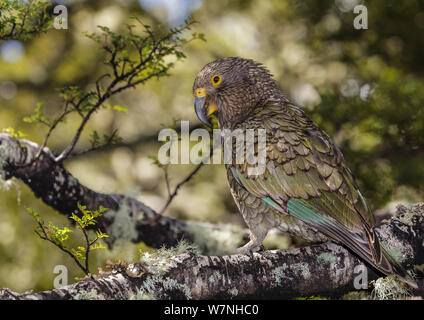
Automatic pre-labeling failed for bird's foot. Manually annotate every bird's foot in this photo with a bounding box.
[236,242,264,258]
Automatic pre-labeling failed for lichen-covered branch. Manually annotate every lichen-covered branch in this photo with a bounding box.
[0,133,247,254]
[1,203,424,300]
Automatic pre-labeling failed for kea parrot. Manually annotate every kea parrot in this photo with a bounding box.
[192,57,416,287]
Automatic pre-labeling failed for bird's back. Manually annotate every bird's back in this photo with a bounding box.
[226,98,413,283]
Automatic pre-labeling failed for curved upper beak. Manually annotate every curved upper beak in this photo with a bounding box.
[194,88,216,127]
[194,95,210,127]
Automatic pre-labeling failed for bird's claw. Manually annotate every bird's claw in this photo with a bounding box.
[236,243,264,258]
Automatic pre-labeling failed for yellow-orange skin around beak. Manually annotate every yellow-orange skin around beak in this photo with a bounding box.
[194,88,217,127]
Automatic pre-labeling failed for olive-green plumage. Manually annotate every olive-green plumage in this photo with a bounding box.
[193,57,414,286]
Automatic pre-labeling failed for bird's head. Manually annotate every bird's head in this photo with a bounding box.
[192,57,280,128]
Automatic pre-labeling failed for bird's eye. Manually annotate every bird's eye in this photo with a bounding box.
[211,74,222,86]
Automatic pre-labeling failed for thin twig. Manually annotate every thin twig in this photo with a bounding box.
[159,137,217,215]
[68,129,119,158]
[34,222,90,277]
[164,165,171,198]
[159,163,204,215]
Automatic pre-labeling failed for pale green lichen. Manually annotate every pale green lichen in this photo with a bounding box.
[55,171,66,185]
[129,288,157,300]
[133,241,201,299]
[379,232,412,264]
[208,271,222,284]
[371,275,412,300]
[378,222,413,264]
[273,262,310,285]
[392,204,424,227]
[68,176,79,188]
[185,222,244,255]
[228,287,238,297]
[161,277,192,299]
[317,252,336,264]
[376,204,423,265]
[104,198,138,242]
[140,240,199,275]
[291,262,311,279]
[273,264,290,284]
[135,241,202,299]
[139,275,192,300]
[103,188,150,245]
[386,246,406,263]
[73,289,103,300]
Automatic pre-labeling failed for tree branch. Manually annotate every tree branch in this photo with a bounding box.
[0,133,247,254]
[1,203,423,300]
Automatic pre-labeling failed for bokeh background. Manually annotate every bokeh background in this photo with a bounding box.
[0,0,424,292]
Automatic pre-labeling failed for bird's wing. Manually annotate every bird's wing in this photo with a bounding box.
[229,101,395,274]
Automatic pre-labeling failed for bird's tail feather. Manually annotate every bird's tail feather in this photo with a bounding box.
[286,198,417,288]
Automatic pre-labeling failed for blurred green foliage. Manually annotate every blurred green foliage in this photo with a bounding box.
[0,0,423,292]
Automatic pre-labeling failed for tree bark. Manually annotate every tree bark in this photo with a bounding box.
[1,203,423,300]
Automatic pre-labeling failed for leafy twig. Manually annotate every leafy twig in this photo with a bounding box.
[0,0,53,41]
[16,17,204,165]
[27,204,109,278]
